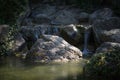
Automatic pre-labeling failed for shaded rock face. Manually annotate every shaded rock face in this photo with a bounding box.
[51,9,79,25]
[29,0,76,9]
[89,8,113,24]
[92,17,120,44]
[21,4,82,26]
[20,24,83,47]
[26,35,82,63]
[96,42,120,53]
[60,24,82,46]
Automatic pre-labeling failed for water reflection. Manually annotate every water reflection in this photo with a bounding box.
[0,57,84,80]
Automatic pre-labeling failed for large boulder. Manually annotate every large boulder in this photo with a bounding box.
[89,8,113,23]
[26,35,82,63]
[92,17,120,44]
[60,24,84,46]
[96,42,120,53]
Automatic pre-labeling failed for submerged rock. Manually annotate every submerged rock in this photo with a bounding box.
[26,35,82,63]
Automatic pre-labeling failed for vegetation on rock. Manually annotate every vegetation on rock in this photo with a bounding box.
[84,47,120,80]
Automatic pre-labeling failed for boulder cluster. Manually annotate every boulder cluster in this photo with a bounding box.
[1,3,119,63]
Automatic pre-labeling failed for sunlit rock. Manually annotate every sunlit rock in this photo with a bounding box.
[26,35,82,63]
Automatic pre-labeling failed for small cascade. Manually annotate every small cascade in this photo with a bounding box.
[53,27,59,34]
[82,25,92,55]
[34,31,39,40]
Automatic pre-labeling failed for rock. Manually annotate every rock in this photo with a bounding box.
[26,35,82,63]
[96,42,120,53]
[51,9,78,25]
[89,8,113,23]
[20,24,83,46]
[20,25,60,41]
[78,12,89,22]
[31,5,57,24]
[60,24,82,46]
[11,33,25,52]
[33,14,51,24]
[20,26,42,49]
[21,4,83,25]
[31,5,56,18]
[92,17,120,44]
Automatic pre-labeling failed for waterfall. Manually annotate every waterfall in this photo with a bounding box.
[82,25,92,55]
[34,31,39,40]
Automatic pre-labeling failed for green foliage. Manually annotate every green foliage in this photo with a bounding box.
[0,25,18,56]
[84,47,120,80]
[0,0,27,24]
[0,0,27,56]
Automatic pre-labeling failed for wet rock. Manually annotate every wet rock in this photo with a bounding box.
[89,8,113,23]
[96,42,120,53]
[92,17,120,44]
[26,35,82,63]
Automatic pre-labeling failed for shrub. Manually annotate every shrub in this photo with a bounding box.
[84,47,120,80]
[0,0,27,56]
[0,25,18,56]
[0,0,27,24]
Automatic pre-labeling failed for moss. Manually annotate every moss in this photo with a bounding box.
[84,47,120,80]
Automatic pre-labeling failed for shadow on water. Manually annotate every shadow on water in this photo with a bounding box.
[0,56,86,80]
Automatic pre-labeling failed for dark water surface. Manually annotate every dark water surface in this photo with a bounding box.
[0,57,85,80]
